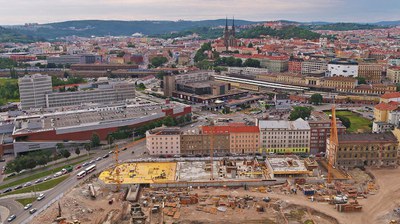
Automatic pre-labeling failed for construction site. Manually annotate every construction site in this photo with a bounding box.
[30,106,400,224]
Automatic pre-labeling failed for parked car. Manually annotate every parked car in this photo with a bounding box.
[29,208,37,214]
[122,148,127,151]
[13,185,22,190]
[0,158,5,162]
[102,154,109,158]
[34,179,43,184]
[95,157,102,161]
[82,162,89,167]
[7,214,16,222]
[24,203,32,210]
[3,188,12,193]
[23,182,32,187]
[18,169,27,174]
[108,151,113,154]
[88,160,95,164]
[53,171,63,178]
[262,197,271,202]
[75,165,82,170]
[43,176,53,181]
[37,193,45,201]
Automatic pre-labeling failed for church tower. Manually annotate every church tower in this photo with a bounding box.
[223,17,237,51]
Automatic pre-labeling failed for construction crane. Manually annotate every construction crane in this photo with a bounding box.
[327,105,338,184]
[110,144,122,191]
[209,123,215,181]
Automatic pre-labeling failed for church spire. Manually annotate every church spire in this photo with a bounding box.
[232,16,235,35]
[225,16,228,30]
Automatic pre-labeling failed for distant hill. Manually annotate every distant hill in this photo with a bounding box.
[10,19,260,40]
[373,20,400,26]
[238,25,321,40]
[301,22,387,31]
[0,26,42,43]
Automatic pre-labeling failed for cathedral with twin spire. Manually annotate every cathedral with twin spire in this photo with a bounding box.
[223,17,237,51]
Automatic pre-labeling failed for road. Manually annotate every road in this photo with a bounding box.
[1,140,147,224]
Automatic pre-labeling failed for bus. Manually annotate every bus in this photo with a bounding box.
[85,164,96,174]
[77,171,86,179]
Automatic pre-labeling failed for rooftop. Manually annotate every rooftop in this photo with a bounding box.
[338,132,398,143]
[375,102,399,111]
[202,125,259,134]
[258,118,310,130]
[381,92,400,99]
[266,157,310,175]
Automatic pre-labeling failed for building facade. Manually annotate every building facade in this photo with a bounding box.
[301,60,327,75]
[202,125,259,154]
[259,118,311,154]
[146,127,181,155]
[358,63,382,83]
[308,111,346,154]
[19,74,53,110]
[328,133,398,167]
[387,67,400,83]
[327,61,358,77]
[45,82,135,108]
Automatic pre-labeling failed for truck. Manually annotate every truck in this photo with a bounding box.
[61,165,74,174]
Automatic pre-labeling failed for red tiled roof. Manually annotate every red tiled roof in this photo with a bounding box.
[375,102,399,111]
[381,92,400,99]
[202,125,259,134]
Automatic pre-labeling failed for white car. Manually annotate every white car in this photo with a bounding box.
[23,203,32,210]
[37,193,45,201]
[23,182,32,187]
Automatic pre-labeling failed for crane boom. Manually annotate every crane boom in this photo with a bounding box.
[328,105,338,183]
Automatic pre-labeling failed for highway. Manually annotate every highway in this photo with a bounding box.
[2,140,147,224]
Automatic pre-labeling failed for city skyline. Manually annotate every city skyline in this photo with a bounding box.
[0,0,399,25]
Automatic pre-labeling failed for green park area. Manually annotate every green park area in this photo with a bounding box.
[0,78,19,105]
[16,197,37,206]
[325,110,372,133]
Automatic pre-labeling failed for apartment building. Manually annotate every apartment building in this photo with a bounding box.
[288,57,303,73]
[374,102,399,122]
[387,67,400,83]
[19,74,53,110]
[258,118,311,154]
[301,60,327,75]
[146,127,181,155]
[308,111,346,154]
[358,63,382,83]
[202,125,259,154]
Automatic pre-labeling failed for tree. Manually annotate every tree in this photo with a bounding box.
[151,56,168,68]
[56,143,65,150]
[84,143,91,156]
[310,93,323,105]
[289,106,313,120]
[243,58,261,68]
[59,149,71,159]
[75,147,81,156]
[136,83,146,90]
[337,115,351,128]
[356,77,367,84]
[90,133,101,148]
[107,135,114,145]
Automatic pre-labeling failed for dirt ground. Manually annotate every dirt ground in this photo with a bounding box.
[31,180,128,224]
[158,187,339,224]
[31,167,400,224]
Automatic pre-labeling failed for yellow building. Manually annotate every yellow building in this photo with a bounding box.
[387,67,400,83]
[374,102,399,122]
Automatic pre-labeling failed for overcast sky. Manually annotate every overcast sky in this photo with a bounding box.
[0,0,399,25]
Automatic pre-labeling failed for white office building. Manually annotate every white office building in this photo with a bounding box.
[327,61,358,77]
[19,74,53,110]
[45,82,135,108]
[258,118,311,154]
